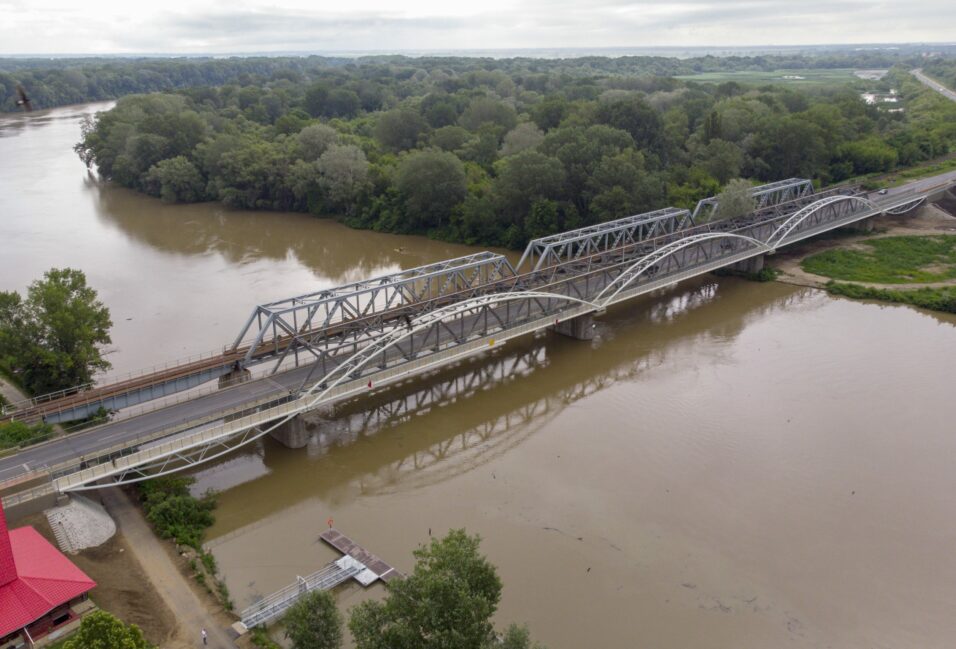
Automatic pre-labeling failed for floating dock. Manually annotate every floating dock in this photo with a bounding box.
[236,529,399,632]
[320,528,401,583]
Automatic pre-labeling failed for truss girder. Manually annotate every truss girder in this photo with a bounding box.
[231,252,517,371]
[517,207,693,271]
[692,178,815,221]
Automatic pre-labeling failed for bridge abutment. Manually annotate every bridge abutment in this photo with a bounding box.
[218,366,252,389]
[550,313,595,341]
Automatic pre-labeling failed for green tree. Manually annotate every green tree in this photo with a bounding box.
[500,123,545,157]
[459,97,518,133]
[63,610,153,649]
[500,623,546,649]
[594,96,664,152]
[375,109,427,152]
[297,124,340,161]
[431,125,472,152]
[0,268,112,395]
[715,178,756,220]
[348,530,503,649]
[144,156,206,203]
[696,139,744,185]
[529,96,569,132]
[316,144,370,214]
[284,590,343,649]
[395,150,467,229]
[492,150,566,224]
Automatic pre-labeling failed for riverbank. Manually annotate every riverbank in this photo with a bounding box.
[768,202,956,312]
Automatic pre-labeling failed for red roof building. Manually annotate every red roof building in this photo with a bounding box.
[0,501,96,645]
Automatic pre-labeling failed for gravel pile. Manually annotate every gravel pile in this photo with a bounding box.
[46,494,116,554]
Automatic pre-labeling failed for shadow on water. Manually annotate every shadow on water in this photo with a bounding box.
[198,276,813,543]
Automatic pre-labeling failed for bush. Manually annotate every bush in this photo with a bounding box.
[826,282,956,313]
[62,610,153,649]
[138,477,216,549]
[0,420,53,450]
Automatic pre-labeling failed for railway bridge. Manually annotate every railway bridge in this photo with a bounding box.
[0,172,951,511]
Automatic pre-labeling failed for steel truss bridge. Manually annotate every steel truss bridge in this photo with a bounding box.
[0,174,949,507]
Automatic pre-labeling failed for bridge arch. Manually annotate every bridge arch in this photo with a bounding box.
[299,290,601,404]
[594,232,769,306]
[59,291,602,490]
[884,196,926,215]
[765,195,879,248]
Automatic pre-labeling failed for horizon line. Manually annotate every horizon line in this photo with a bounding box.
[2,41,956,60]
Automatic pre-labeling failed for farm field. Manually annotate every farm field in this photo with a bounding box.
[675,68,860,86]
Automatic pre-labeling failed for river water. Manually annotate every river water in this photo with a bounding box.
[3,103,956,648]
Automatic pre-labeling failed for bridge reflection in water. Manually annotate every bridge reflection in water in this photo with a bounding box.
[198,277,810,543]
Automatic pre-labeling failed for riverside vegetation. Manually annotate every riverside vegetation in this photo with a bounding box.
[802,235,956,313]
[69,60,956,250]
[136,477,234,611]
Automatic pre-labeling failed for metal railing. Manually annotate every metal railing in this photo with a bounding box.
[240,556,365,628]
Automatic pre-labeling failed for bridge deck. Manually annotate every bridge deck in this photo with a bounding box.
[320,528,401,583]
[0,170,953,503]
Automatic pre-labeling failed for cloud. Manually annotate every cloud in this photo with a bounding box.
[0,0,954,54]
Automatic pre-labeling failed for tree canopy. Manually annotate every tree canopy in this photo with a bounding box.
[62,610,153,649]
[0,268,112,395]
[284,590,343,649]
[68,56,956,250]
[349,529,504,649]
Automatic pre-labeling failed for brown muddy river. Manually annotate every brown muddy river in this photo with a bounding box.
[3,103,956,648]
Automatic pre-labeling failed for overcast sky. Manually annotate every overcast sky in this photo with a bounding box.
[1,0,954,55]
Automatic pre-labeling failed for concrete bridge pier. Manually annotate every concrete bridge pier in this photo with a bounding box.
[269,406,335,449]
[550,313,595,341]
[270,415,311,449]
[731,254,765,274]
[219,365,252,389]
[844,217,875,233]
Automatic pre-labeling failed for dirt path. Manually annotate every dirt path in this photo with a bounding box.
[99,488,237,649]
[0,375,28,407]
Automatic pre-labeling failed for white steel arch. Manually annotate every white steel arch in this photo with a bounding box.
[63,291,601,489]
[884,196,926,215]
[765,195,879,248]
[299,290,601,404]
[594,232,769,305]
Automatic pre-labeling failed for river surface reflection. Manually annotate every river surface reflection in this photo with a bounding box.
[3,103,956,648]
[0,102,508,377]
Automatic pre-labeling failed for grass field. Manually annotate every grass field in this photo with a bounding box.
[675,68,860,86]
[801,235,956,284]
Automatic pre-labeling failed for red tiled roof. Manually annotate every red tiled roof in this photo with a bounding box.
[0,503,96,638]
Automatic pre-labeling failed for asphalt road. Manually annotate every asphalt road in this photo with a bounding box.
[912,68,956,103]
[2,171,954,490]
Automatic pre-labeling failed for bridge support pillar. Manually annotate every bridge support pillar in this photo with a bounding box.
[219,366,252,389]
[550,313,595,341]
[845,217,875,233]
[731,254,765,275]
[269,407,334,449]
[270,415,311,449]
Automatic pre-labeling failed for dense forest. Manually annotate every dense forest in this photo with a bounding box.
[3,49,951,113]
[70,57,956,249]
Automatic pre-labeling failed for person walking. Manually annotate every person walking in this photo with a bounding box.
[201,627,207,646]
